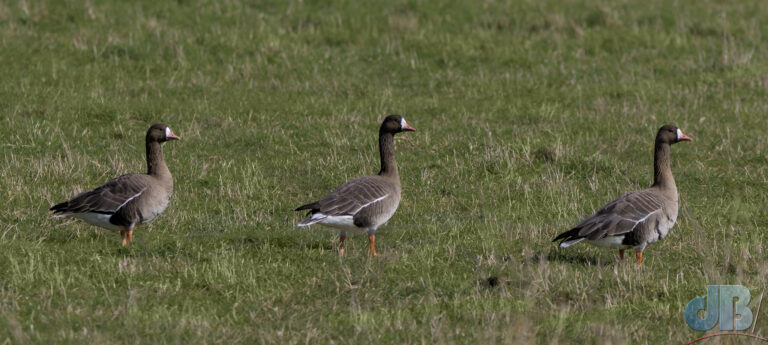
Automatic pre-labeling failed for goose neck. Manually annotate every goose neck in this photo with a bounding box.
[146,140,170,178]
[652,141,675,190]
[378,131,398,179]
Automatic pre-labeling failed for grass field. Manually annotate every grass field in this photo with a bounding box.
[1,0,768,343]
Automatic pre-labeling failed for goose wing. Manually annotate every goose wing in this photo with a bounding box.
[295,176,393,226]
[553,189,664,246]
[50,174,150,216]
[313,176,391,216]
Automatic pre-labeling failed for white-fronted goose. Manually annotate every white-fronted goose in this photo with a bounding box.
[552,125,692,264]
[50,124,180,246]
[295,115,415,256]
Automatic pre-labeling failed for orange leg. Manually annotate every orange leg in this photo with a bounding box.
[120,230,127,247]
[128,231,133,244]
[619,249,625,260]
[636,252,643,265]
[339,233,346,256]
[368,235,378,257]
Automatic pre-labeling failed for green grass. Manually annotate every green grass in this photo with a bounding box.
[1,0,768,343]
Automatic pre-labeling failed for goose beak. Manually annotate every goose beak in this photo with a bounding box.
[400,118,416,132]
[678,132,692,142]
[167,132,181,140]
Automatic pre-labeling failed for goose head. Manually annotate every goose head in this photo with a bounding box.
[657,125,692,144]
[381,115,416,134]
[147,123,181,143]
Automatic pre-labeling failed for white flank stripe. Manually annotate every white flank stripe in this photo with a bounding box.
[624,209,659,232]
[351,194,388,215]
[113,189,145,213]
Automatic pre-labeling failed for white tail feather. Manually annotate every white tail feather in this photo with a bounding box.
[298,213,326,227]
[559,238,584,248]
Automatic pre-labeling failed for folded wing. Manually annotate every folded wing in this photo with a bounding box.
[553,190,664,247]
[50,174,150,217]
[296,176,391,226]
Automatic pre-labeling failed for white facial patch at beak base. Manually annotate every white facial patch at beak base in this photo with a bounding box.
[165,127,172,138]
[400,118,407,129]
[676,128,683,141]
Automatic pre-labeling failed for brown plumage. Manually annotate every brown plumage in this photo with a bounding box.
[552,125,692,264]
[50,124,180,246]
[295,115,415,256]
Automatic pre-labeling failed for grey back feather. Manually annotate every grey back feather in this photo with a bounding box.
[313,176,398,217]
[50,174,152,216]
[574,189,665,240]
[552,188,678,249]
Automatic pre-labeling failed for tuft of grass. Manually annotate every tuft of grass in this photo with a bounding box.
[1,0,767,343]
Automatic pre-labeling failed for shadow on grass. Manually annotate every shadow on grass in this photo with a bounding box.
[546,249,608,267]
[219,233,335,252]
[40,229,338,257]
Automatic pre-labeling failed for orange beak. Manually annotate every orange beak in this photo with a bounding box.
[402,124,416,132]
[167,131,181,140]
[678,132,692,142]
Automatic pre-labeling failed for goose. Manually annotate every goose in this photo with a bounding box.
[552,125,692,264]
[50,123,180,246]
[295,115,415,256]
